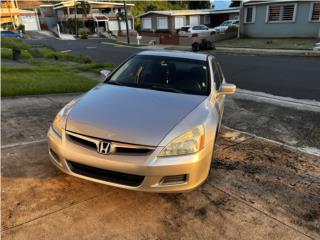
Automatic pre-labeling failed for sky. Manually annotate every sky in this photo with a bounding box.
[212,0,232,10]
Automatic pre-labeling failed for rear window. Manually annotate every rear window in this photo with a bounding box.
[108,55,210,96]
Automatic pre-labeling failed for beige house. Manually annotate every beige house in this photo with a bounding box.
[137,10,212,34]
[137,8,240,35]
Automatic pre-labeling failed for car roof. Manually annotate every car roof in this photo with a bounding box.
[137,50,211,61]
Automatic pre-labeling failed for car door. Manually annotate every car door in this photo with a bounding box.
[196,25,208,37]
[191,26,200,35]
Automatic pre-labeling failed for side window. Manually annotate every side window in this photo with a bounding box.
[211,60,223,90]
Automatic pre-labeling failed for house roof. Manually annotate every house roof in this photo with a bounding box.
[136,9,212,18]
[244,0,314,6]
[210,8,240,14]
[136,8,240,18]
[19,9,38,16]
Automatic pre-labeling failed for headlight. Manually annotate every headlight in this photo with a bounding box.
[158,125,205,157]
[52,99,78,137]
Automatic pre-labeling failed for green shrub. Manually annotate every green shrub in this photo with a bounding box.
[17,24,26,34]
[75,62,116,73]
[79,29,88,39]
[1,48,12,59]
[1,48,32,60]
[1,37,31,51]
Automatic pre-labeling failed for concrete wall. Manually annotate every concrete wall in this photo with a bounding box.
[179,32,237,46]
[241,1,320,38]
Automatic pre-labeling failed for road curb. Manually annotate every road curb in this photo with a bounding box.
[215,47,320,57]
[223,126,320,157]
[235,89,320,112]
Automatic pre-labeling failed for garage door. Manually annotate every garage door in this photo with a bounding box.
[108,21,118,31]
[108,20,132,31]
[20,16,39,31]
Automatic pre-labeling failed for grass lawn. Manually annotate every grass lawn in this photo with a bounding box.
[2,65,99,97]
[1,37,93,63]
[1,37,116,97]
[215,38,319,50]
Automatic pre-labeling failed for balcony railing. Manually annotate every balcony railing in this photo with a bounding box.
[58,12,130,20]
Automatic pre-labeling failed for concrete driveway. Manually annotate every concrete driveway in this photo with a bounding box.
[1,95,319,240]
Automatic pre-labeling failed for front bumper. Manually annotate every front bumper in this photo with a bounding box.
[47,126,214,193]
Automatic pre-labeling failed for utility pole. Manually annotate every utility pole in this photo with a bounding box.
[74,0,78,37]
[237,0,243,39]
[123,0,130,45]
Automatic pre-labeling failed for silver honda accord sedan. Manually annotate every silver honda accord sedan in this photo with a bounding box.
[48,50,236,192]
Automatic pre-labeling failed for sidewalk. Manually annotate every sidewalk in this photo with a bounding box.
[216,46,320,57]
[142,44,320,57]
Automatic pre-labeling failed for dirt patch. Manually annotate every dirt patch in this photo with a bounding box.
[211,128,320,238]
[223,98,320,149]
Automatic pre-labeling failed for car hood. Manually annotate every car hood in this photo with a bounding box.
[66,84,206,146]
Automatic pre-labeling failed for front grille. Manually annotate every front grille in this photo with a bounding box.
[161,174,188,185]
[67,161,145,187]
[67,131,154,156]
[68,134,97,150]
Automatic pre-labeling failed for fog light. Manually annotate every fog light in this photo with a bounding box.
[161,174,188,185]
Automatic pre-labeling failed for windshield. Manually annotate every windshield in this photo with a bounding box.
[106,55,210,96]
[221,21,231,26]
[180,27,190,32]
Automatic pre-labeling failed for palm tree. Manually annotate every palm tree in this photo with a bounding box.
[80,0,90,28]
[116,11,125,34]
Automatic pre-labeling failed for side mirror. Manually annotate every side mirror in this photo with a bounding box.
[100,70,111,80]
[219,83,236,95]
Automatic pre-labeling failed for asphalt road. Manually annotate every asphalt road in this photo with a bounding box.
[25,39,320,101]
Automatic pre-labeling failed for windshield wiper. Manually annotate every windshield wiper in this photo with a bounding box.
[150,85,185,94]
[106,81,138,87]
[106,81,124,86]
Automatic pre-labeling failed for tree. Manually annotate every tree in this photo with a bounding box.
[229,1,241,8]
[80,0,91,16]
[145,4,157,12]
[116,11,125,34]
[80,0,91,28]
[188,1,211,9]
[132,1,189,29]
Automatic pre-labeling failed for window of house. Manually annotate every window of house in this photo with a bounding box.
[310,2,320,22]
[204,15,210,24]
[267,4,296,22]
[157,17,168,29]
[244,6,256,23]
[142,18,152,29]
[175,16,186,29]
[190,15,200,26]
